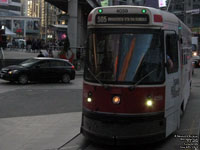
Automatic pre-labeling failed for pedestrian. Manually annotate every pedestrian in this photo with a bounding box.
[26,38,32,52]
[37,51,44,57]
[64,36,70,53]
[32,39,36,53]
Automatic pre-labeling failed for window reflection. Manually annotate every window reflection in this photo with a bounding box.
[85,29,165,85]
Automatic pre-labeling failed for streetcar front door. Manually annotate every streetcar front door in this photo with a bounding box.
[164,31,181,137]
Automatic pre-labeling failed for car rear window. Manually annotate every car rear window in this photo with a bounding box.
[50,60,71,67]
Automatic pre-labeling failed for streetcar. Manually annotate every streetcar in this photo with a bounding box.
[81,6,193,145]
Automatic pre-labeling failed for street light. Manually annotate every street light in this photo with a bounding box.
[1,25,5,30]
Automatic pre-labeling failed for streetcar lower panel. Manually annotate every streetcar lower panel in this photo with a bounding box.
[81,108,166,145]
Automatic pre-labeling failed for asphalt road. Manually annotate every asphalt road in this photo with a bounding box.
[60,69,200,150]
[0,77,83,118]
[0,70,200,150]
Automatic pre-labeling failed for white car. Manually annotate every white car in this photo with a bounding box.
[7,39,26,49]
[15,39,26,48]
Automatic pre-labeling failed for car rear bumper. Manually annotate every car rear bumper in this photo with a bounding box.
[70,70,76,80]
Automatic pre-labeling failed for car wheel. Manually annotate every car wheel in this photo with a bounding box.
[18,74,28,84]
[62,73,70,83]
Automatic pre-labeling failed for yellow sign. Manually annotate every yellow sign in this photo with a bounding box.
[191,27,200,34]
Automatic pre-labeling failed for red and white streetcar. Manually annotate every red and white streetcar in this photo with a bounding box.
[81,5,193,145]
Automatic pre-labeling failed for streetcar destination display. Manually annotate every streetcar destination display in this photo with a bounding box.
[96,14,149,24]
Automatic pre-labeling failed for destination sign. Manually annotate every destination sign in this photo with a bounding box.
[96,14,149,24]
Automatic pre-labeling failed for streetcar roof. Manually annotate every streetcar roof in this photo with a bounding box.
[88,5,190,31]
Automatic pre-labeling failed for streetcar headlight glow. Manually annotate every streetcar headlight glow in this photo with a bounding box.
[87,97,92,103]
[112,96,121,104]
[145,97,154,107]
[193,52,197,56]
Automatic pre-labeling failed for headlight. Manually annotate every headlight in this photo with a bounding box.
[112,96,121,104]
[193,52,197,56]
[8,70,19,75]
[145,97,154,107]
[86,92,93,103]
[87,97,92,103]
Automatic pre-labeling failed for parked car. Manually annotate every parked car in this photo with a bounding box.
[0,57,75,84]
[16,39,26,49]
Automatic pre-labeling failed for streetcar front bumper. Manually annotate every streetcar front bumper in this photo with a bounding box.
[81,108,166,145]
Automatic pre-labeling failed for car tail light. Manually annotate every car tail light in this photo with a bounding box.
[71,65,75,69]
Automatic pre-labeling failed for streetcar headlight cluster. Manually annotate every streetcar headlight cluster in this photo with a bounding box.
[145,97,154,107]
[86,92,93,103]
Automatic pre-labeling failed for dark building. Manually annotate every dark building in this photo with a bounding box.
[44,0,101,60]
[168,0,200,34]
[0,0,21,16]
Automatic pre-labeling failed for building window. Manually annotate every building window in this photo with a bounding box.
[12,0,21,2]
[0,5,20,12]
[119,0,127,5]
[188,0,191,6]
[175,4,184,11]
[187,18,191,24]
[193,4,200,9]
[193,15,200,27]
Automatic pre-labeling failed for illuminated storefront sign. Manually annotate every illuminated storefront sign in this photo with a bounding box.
[159,0,167,7]
[0,0,8,4]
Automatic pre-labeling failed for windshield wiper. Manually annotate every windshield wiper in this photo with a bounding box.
[129,69,157,91]
[87,68,109,89]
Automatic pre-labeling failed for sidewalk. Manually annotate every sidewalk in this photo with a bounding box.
[3,49,40,59]
[0,112,82,150]
[76,69,84,76]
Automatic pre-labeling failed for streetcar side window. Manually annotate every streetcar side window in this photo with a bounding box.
[166,34,179,74]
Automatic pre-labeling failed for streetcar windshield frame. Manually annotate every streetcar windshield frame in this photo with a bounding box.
[84,28,165,85]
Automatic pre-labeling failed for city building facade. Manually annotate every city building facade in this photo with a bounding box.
[0,0,40,40]
[21,0,66,41]
[0,0,21,16]
[45,0,101,60]
[103,0,158,7]
[101,0,200,34]
[168,0,200,34]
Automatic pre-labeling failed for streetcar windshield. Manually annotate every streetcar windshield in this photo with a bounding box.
[85,29,165,84]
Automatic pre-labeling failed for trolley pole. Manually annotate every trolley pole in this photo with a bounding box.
[167,0,172,11]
